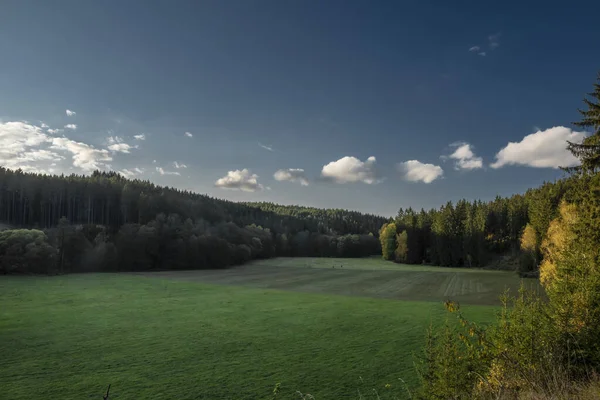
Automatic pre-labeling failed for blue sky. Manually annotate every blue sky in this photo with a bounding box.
[1,0,598,217]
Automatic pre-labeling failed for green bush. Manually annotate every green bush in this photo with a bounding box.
[0,229,57,274]
[415,285,596,399]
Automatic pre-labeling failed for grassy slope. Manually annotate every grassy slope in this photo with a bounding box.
[1,274,497,400]
[143,257,538,306]
[248,257,509,273]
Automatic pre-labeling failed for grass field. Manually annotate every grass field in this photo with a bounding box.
[135,257,537,306]
[0,258,534,399]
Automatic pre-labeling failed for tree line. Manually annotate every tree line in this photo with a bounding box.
[379,177,577,272]
[0,168,384,274]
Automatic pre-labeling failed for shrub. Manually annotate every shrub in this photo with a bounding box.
[0,229,57,274]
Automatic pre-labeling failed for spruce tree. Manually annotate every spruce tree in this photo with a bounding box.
[566,72,600,173]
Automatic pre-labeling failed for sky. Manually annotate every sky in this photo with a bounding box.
[1,0,599,217]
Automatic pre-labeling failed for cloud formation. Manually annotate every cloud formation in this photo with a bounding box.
[214,169,264,191]
[0,121,144,174]
[0,122,61,173]
[119,167,145,178]
[64,124,77,130]
[273,168,309,186]
[258,142,274,152]
[447,142,483,170]
[469,46,480,52]
[173,161,187,169]
[134,134,146,140]
[107,136,136,153]
[398,160,444,183]
[156,166,181,176]
[50,137,112,171]
[185,132,193,138]
[491,126,586,169]
[66,109,76,117]
[320,156,380,184]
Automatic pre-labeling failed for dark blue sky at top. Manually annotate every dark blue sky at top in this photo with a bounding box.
[1,0,599,217]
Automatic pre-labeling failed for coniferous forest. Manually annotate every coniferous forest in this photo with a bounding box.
[0,161,580,276]
[0,168,385,274]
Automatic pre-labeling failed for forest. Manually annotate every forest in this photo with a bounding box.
[378,177,576,274]
[0,147,586,276]
[0,167,384,274]
[0,160,576,276]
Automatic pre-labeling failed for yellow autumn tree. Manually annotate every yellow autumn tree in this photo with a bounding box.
[539,201,579,290]
[394,230,408,263]
[519,223,537,272]
[539,200,599,339]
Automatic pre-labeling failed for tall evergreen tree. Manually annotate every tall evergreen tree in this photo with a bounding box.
[566,72,600,173]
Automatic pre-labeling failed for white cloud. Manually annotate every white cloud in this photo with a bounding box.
[258,142,274,151]
[447,142,483,170]
[478,52,486,57]
[488,32,501,49]
[108,143,135,153]
[184,132,193,138]
[40,123,49,128]
[66,109,76,117]
[491,126,586,169]
[134,134,146,140]
[0,120,144,174]
[15,149,64,162]
[50,137,112,171]
[173,161,187,169]
[119,167,145,178]
[320,156,380,184]
[469,46,480,52]
[107,136,122,145]
[106,136,136,153]
[156,166,181,176]
[152,159,157,164]
[214,169,264,191]
[398,160,444,183]
[0,121,55,172]
[274,168,309,186]
[64,124,77,130]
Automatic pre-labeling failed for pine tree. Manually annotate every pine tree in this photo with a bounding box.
[566,72,600,173]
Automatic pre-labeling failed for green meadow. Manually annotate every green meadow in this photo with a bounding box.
[1,258,531,399]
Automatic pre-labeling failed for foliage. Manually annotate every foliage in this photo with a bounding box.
[567,72,600,173]
[389,195,531,269]
[394,230,408,263]
[0,168,383,274]
[539,197,600,367]
[519,223,538,273]
[0,229,57,274]
[379,223,397,261]
[416,289,570,399]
